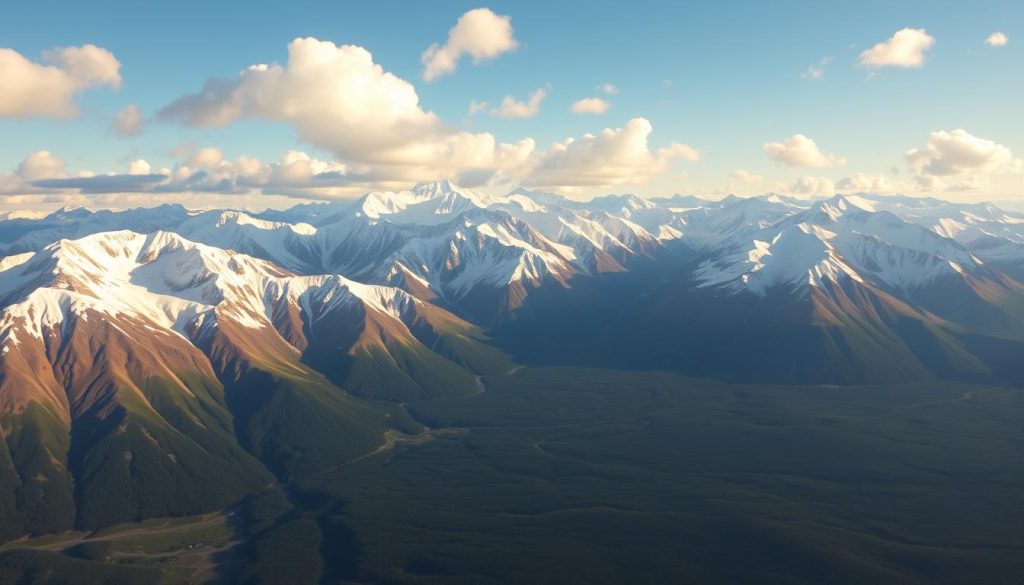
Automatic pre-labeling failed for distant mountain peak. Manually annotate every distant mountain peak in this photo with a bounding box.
[412,178,460,195]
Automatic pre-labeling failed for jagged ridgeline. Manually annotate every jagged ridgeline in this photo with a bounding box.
[0,227,511,539]
[4,182,1024,542]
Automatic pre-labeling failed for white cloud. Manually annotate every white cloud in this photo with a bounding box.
[801,56,832,80]
[421,8,518,81]
[986,32,1008,47]
[17,151,67,181]
[599,83,619,94]
[467,100,489,115]
[858,28,935,69]
[0,44,121,118]
[491,88,547,118]
[764,134,846,167]
[188,146,226,169]
[1,147,360,199]
[126,159,152,175]
[524,117,699,189]
[160,38,536,185]
[163,148,352,196]
[905,129,1021,177]
[0,151,68,195]
[570,97,609,115]
[727,169,762,183]
[112,104,144,137]
[4,120,702,200]
[788,176,835,197]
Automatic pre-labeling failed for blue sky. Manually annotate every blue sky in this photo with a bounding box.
[0,0,1021,210]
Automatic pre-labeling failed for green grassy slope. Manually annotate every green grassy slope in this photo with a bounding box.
[0,549,160,585]
[5,366,1023,583]
[0,403,75,541]
[297,367,1024,584]
[68,372,271,530]
[222,366,388,479]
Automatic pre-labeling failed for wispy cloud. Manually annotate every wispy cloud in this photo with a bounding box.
[491,88,547,118]
[801,56,832,80]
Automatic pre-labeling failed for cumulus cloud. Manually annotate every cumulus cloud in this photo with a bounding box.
[188,147,226,169]
[16,37,699,200]
[159,37,536,184]
[1,152,65,196]
[0,44,121,118]
[599,83,619,94]
[801,56,832,80]
[764,134,846,167]
[0,151,165,197]
[155,148,357,196]
[17,151,67,181]
[570,97,609,115]
[727,169,762,183]
[788,176,835,197]
[421,8,518,81]
[905,129,1021,177]
[524,118,699,189]
[0,147,355,199]
[491,88,546,118]
[126,159,152,175]
[858,28,935,69]
[11,118,697,200]
[986,32,1008,47]
[112,104,144,137]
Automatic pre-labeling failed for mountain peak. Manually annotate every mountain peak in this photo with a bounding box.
[349,181,496,226]
[412,179,462,197]
[809,194,876,221]
[45,205,94,220]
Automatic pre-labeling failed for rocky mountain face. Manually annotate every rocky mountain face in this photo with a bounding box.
[5,182,1024,539]
[0,229,509,539]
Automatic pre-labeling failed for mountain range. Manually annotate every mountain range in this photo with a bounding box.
[4,181,1024,541]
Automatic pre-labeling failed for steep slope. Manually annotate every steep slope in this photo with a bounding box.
[0,238,272,535]
[0,229,511,540]
[675,194,808,250]
[0,183,703,325]
[493,196,661,271]
[321,179,497,227]
[175,210,322,274]
[850,192,1024,278]
[151,184,601,323]
[313,208,581,324]
[658,196,1024,383]
[5,187,1024,387]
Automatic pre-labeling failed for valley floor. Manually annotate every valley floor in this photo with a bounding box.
[3,366,1023,584]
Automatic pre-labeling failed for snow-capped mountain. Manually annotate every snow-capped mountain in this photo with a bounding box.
[0,203,191,255]
[5,182,1024,542]
[4,181,1024,387]
[694,195,990,296]
[0,229,504,395]
[839,193,1024,274]
[354,180,499,224]
[0,228,514,536]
